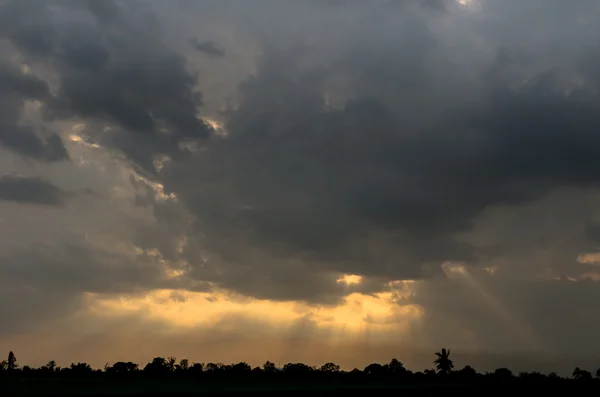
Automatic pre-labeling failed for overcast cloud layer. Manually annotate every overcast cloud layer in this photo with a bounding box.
[1,0,600,374]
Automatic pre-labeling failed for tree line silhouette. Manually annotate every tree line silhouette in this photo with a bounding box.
[1,348,599,387]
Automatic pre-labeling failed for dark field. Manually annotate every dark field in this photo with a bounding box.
[3,379,599,397]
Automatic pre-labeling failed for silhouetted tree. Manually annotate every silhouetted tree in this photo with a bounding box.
[434,348,454,375]
[456,365,477,381]
[387,358,408,375]
[572,367,592,381]
[282,363,313,375]
[364,363,386,376]
[189,362,203,375]
[166,357,177,372]
[519,371,546,383]
[231,362,252,374]
[4,346,600,392]
[107,362,138,374]
[176,359,189,372]
[205,363,226,373]
[70,363,93,374]
[262,361,277,372]
[45,360,57,373]
[423,368,437,379]
[6,351,17,371]
[596,368,600,379]
[143,357,170,375]
[492,367,513,379]
[320,362,341,373]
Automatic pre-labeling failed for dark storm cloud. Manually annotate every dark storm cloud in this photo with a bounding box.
[0,175,69,205]
[0,62,68,161]
[2,0,600,306]
[0,0,210,174]
[153,0,600,301]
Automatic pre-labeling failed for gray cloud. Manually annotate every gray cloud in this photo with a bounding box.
[0,0,211,175]
[0,175,70,205]
[147,0,600,302]
[190,38,225,57]
[0,61,68,162]
[0,238,190,334]
[4,0,600,292]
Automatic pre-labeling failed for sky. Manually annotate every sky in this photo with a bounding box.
[1,0,600,375]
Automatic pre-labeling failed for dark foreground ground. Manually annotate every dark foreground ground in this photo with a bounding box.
[2,380,599,397]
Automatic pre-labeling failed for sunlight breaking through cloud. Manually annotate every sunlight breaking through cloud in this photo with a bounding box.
[84,285,423,339]
[336,274,363,285]
[3,0,600,376]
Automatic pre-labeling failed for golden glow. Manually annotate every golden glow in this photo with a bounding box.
[204,118,227,137]
[85,286,422,335]
[89,290,312,329]
[68,132,100,149]
[316,292,423,332]
[132,246,189,280]
[578,252,600,264]
[579,273,600,281]
[205,118,223,130]
[129,173,176,202]
[388,279,415,287]
[336,274,362,285]
[441,261,468,278]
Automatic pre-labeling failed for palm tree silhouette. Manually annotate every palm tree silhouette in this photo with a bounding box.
[434,348,454,375]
